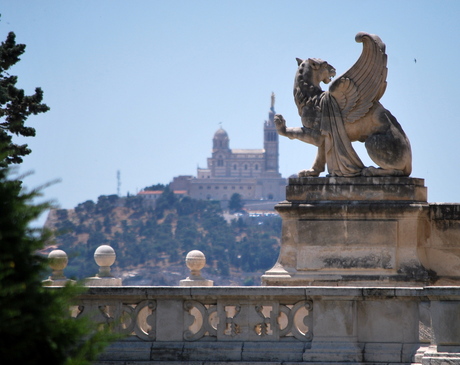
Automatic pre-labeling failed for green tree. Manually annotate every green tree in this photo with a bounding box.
[143,183,165,191]
[154,186,177,218]
[0,32,49,167]
[228,193,244,212]
[0,168,113,364]
[0,29,113,363]
[95,194,119,214]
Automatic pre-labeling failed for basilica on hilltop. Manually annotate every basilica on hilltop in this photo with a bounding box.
[169,93,286,209]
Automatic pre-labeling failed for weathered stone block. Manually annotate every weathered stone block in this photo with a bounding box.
[430,301,460,346]
[312,299,357,338]
[303,341,363,362]
[363,343,402,362]
[358,300,419,343]
[182,342,243,361]
[286,177,427,202]
[242,342,305,362]
[156,300,185,341]
[150,342,184,361]
[98,339,152,361]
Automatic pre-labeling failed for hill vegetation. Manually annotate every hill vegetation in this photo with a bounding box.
[45,188,281,285]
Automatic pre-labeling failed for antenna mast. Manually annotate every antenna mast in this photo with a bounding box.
[117,170,121,196]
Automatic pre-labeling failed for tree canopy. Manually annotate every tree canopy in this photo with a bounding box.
[0,30,111,364]
[228,193,244,212]
[0,31,49,167]
[0,168,105,364]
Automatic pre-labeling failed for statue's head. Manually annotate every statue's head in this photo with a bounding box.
[296,58,336,87]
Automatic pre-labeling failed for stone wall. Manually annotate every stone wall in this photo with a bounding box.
[71,286,460,364]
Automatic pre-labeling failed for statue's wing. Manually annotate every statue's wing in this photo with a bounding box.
[329,32,388,124]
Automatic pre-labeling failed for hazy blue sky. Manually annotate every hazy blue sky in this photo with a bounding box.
[2,1,460,224]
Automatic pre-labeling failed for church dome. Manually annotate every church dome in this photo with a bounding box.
[213,127,230,151]
[213,128,228,139]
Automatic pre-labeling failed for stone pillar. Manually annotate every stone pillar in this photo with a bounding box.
[85,245,122,286]
[304,296,362,362]
[358,298,420,363]
[180,250,213,286]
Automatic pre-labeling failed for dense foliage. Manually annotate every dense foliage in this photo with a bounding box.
[228,193,244,212]
[0,168,116,364]
[0,31,49,167]
[0,29,113,364]
[49,189,281,283]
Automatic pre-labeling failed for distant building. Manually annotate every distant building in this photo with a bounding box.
[137,190,187,208]
[170,93,286,208]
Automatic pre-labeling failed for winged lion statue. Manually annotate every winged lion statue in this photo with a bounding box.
[275,32,412,177]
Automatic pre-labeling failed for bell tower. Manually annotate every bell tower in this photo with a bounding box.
[264,93,280,176]
[211,127,230,177]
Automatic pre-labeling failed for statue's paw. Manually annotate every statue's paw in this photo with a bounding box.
[274,114,286,127]
[298,169,321,177]
[274,113,285,122]
[361,167,376,177]
[274,114,287,136]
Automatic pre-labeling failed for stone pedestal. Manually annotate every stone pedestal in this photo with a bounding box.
[262,177,432,286]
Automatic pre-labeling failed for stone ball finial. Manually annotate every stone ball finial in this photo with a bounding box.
[48,249,68,271]
[48,249,68,280]
[185,250,206,278]
[94,245,116,277]
[180,250,213,286]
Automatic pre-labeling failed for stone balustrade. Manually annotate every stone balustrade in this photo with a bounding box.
[69,285,460,364]
[44,245,460,363]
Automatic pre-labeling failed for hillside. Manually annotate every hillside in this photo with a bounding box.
[44,189,281,286]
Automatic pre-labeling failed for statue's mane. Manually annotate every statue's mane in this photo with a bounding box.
[293,61,323,116]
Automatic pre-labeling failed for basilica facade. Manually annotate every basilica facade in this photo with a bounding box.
[170,94,286,207]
